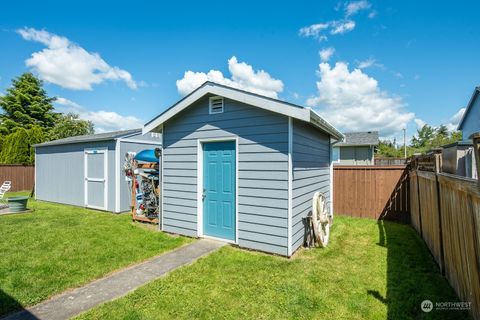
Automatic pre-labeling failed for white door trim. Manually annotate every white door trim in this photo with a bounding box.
[197,137,239,244]
[84,148,108,211]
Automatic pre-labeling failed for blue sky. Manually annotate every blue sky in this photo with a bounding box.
[0,0,479,141]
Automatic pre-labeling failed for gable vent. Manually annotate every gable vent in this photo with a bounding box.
[209,96,224,114]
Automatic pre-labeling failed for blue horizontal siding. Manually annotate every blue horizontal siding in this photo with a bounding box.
[162,96,289,254]
[291,120,331,253]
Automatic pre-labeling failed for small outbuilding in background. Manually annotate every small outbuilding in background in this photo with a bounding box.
[34,129,161,212]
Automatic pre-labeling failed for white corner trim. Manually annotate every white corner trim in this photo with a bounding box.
[34,151,37,200]
[287,117,293,256]
[160,125,164,231]
[330,139,334,218]
[196,136,239,244]
[115,139,121,213]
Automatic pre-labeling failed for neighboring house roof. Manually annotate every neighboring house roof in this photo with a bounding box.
[334,131,379,147]
[143,81,344,140]
[458,86,480,130]
[34,129,141,147]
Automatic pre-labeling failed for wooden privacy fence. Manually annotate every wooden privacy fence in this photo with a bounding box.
[0,165,34,191]
[410,170,480,319]
[333,165,409,222]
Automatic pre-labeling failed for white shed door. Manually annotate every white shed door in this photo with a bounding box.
[84,149,108,210]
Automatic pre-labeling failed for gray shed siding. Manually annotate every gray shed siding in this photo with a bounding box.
[162,96,289,255]
[461,94,480,141]
[35,141,116,211]
[291,120,331,253]
[36,133,160,213]
[338,146,373,165]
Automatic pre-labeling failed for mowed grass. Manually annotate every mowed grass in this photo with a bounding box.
[0,193,190,317]
[77,216,467,320]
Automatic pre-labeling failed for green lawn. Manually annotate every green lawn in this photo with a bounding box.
[0,193,190,317]
[77,216,468,320]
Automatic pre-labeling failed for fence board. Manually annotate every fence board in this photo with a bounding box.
[409,171,421,234]
[0,165,34,192]
[437,173,480,319]
[416,170,443,269]
[410,170,480,319]
[333,165,409,222]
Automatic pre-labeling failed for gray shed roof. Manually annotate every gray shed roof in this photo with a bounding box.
[334,131,379,147]
[34,129,141,147]
[143,81,344,140]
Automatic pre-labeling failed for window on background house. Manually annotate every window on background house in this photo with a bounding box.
[332,147,340,162]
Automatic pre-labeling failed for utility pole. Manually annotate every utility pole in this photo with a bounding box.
[403,128,407,159]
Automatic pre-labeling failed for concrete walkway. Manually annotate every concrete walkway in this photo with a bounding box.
[2,239,225,320]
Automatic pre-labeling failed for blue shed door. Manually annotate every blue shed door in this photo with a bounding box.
[203,141,236,241]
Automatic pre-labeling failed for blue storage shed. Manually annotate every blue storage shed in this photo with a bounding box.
[34,129,161,212]
[144,82,343,256]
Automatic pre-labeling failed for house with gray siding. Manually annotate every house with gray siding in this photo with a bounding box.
[458,86,480,141]
[143,82,343,256]
[34,129,161,212]
[332,131,378,165]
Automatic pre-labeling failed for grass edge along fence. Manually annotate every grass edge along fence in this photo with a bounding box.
[410,169,480,319]
[0,165,34,192]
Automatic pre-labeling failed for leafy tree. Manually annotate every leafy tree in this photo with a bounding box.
[376,140,403,158]
[0,73,57,135]
[0,126,45,165]
[49,113,94,140]
[411,125,435,149]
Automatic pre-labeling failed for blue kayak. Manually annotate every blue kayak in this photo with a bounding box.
[135,149,159,163]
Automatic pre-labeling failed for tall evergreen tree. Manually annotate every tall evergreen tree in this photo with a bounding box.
[0,126,45,165]
[0,72,57,135]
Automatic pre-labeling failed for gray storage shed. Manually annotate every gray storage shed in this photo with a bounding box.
[34,129,161,212]
[332,131,379,165]
[144,82,343,256]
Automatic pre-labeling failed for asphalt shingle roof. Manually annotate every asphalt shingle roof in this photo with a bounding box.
[34,128,142,147]
[335,131,379,146]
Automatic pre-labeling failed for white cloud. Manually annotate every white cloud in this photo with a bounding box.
[368,11,377,19]
[299,20,355,40]
[414,118,426,129]
[357,57,376,69]
[176,56,284,98]
[55,97,143,133]
[345,0,371,17]
[330,20,356,35]
[446,107,466,131]
[17,28,137,90]
[299,23,330,40]
[319,47,335,62]
[307,62,415,137]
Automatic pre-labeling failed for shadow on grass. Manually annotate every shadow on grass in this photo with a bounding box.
[373,220,470,320]
[0,290,38,320]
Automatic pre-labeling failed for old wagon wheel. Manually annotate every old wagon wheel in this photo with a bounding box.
[311,192,331,247]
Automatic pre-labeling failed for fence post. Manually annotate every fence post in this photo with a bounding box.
[415,170,423,238]
[471,132,480,186]
[435,174,445,275]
